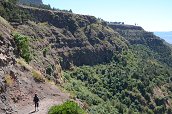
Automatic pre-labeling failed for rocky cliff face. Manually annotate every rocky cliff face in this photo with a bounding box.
[0,16,16,113]
[0,3,128,112]
[0,17,15,67]
[109,24,172,67]
[1,1,172,113]
[109,24,155,44]
[16,6,128,69]
[0,15,69,113]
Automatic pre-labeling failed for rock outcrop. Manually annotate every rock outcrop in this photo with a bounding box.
[0,3,129,112]
[1,1,172,113]
[109,24,172,67]
[16,6,128,69]
[0,16,70,113]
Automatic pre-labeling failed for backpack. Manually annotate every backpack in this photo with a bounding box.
[34,96,39,103]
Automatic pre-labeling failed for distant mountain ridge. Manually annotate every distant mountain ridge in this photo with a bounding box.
[154,31,172,44]
[18,0,43,5]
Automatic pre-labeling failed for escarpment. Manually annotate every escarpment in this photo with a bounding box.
[13,5,128,69]
[109,24,172,67]
[1,1,172,113]
[0,2,129,112]
[0,15,68,113]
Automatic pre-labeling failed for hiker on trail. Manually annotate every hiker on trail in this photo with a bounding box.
[33,94,39,111]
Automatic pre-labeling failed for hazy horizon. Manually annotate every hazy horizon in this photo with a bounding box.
[154,31,172,44]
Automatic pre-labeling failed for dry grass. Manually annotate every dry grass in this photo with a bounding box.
[4,74,13,86]
[32,70,45,82]
[17,58,45,83]
[17,58,32,70]
[0,16,13,29]
[38,22,49,26]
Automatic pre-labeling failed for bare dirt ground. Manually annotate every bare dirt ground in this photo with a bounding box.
[16,95,66,114]
[11,76,70,114]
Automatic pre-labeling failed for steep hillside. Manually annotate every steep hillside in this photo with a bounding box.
[16,5,128,69]
[0,1,128,113]
[0,1,128,69]
[63,24,172,113]
[0,15,71,114]
[0,1,172,114]
[109,24,172,67]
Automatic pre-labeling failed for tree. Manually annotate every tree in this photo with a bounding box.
[13,33,32,62]
[8,0,18,4]
[69,9,73,13]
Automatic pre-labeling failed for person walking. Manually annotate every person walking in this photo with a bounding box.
[33,94,39,111]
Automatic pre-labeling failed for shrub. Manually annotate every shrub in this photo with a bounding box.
[13,33,32,62]
[43,47,49,57]
[8,0,18,4]
[4,74,13,86]
[17,58,32,70]
[48,101,86,114]
[46,65,53,76]
[32,70,45,82]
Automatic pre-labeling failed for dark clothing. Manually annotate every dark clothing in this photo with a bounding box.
[35,102,39,108]
[34,96,39,103]
[33,95,39,108]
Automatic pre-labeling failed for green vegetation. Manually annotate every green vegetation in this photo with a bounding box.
[0,0,31,23]
[114,28,172,67]
[1,1,172,113]
[43,47,49,57]
[48,101,86,114]
[63,45,172,114]
[8,0,18,4]
[13,33,31,62]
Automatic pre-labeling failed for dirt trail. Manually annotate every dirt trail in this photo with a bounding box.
[15,95,68,114]
[17,98,62,114]
[10,80,70,114]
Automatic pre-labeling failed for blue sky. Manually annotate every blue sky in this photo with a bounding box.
[42,0,172,32]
